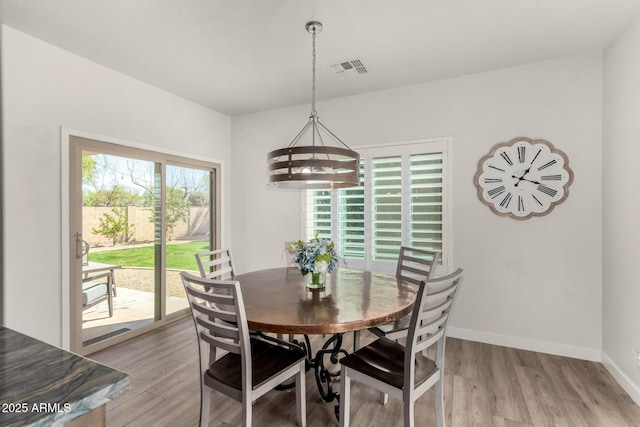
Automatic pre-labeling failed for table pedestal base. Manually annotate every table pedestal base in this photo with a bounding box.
[257,331,348,406]
[294,333,348,403]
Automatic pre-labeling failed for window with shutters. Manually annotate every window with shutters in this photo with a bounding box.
[305,189,332,241]
[303,138,451,274]
[337,162,365,259]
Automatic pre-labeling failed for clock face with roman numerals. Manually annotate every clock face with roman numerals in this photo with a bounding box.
[475,137,574,220]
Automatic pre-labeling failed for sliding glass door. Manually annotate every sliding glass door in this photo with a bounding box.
[164,163,214,316]
[69,136,219,354]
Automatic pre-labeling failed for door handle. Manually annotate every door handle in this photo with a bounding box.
[76,232,85,259]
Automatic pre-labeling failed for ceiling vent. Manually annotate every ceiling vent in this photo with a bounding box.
[330,59,368,79]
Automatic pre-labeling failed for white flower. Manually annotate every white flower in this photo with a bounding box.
[315,260,329,273]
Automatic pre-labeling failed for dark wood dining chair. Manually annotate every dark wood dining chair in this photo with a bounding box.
[180,272,306,427]
[339,268,463,427]
[195,248,236,280]
[354,246,440,350]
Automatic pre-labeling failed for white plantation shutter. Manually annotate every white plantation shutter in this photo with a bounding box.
[337,161,365,259]
[306,189,332,241]
[372,156,403,261]
[303,138,450,273]
[409,153,443,258]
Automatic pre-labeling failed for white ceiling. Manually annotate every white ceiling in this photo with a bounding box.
[1,0,640,116]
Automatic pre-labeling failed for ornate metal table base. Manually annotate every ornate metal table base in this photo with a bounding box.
[293,333,348,403]
[257,331,348,406]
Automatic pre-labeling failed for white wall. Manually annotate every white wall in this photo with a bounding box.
[0,25,231,346]
[603,14,640,404]
[231,53,603,360]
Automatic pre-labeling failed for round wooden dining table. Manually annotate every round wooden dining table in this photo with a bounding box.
[235,267,417,335]
[234,266,417,404]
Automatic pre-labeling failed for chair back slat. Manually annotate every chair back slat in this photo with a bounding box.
[181,271,251,374]
[401,263,432,277]
[202,254,232,269]
[426,280,458,303]
[186,285,235,307]
[402,253,433,264]
[396,247,440,287]
[195,249,236,280]
[423,296,454,319]
[416,310,449,337]
[414,329,445,353]
[414,272,462,338]
[192,302,237,324]
[404,268,463,384]
[200,331,242,354]
[205,265,234,280]
[196,316,240,341]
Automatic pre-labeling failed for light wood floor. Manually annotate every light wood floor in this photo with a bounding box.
[89,318,640,427]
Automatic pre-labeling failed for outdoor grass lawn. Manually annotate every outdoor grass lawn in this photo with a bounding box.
[88,240,210,270]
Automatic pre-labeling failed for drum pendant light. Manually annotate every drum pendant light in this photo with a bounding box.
[267,21,360,189]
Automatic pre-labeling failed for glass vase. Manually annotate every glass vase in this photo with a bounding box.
[307,271,326,289]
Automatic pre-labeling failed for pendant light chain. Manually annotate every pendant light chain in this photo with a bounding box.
[311,26,317,118]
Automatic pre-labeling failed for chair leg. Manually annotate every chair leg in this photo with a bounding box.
[111,270,117,297]
[403,397,415,427]
[107,275,114,317]
[276,334,295,344]
[295,362,306,427]
[380,391,389,405]
[435,379,445,427]
[242,395,252,427]
[107,293,113,318]
[200,384,210,427]
[339,367,351,427]
[276,334,295,342]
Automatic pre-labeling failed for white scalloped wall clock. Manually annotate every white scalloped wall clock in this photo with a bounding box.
[474,137,574,220]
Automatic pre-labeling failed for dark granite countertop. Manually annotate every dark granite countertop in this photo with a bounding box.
[0,326,130,426]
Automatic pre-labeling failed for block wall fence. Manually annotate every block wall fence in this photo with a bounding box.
[82,206,209,247]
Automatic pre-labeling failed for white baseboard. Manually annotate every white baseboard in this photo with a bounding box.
[446,326,602,362]
[601,352,640,406]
